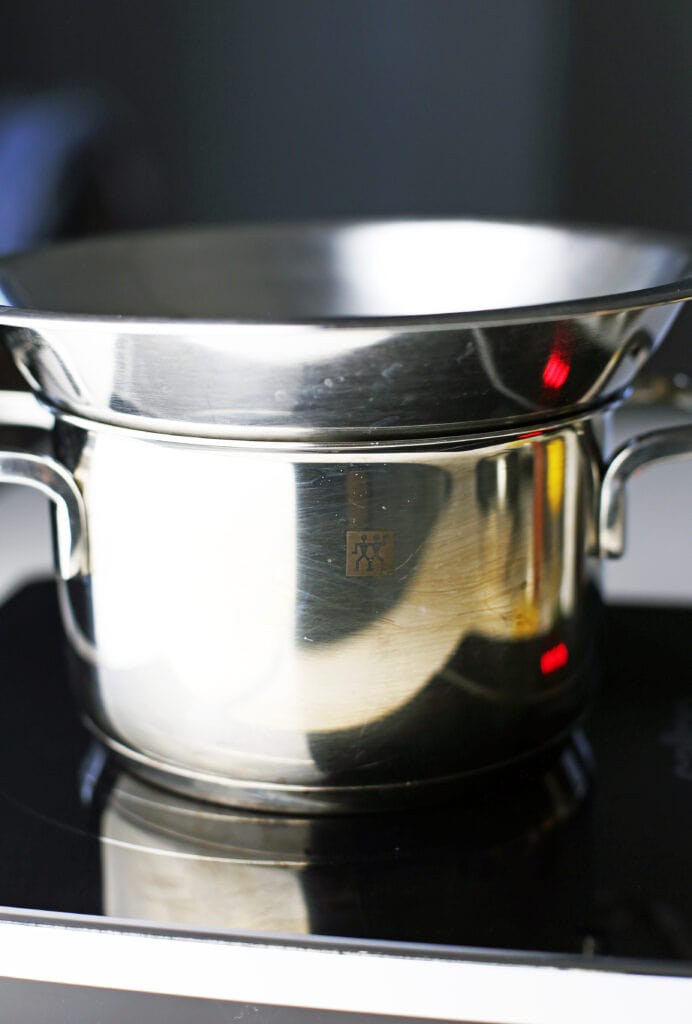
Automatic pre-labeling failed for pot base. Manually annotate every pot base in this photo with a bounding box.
[85,716,591,816]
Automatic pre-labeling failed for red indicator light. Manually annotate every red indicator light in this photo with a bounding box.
[542,352,570,390]
[540,642,569,675]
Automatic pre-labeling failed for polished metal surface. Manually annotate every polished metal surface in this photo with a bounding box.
[0,406,86,579]
[99,737,590,933]
[0,449,85,578]
[0,220,690,439]
[0,388,689,809]
[0,219,690,810]
[600,423,692,557]
[54,405,603,810]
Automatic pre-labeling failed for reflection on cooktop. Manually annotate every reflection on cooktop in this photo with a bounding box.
[0,581,691,962]
[95,730,590,944]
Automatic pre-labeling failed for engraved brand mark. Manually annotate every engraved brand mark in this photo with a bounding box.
[346,530,394,577]
[661,700,692,782]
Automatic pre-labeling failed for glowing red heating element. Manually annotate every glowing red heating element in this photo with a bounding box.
[542,351,571,390]
[540,641,569,675]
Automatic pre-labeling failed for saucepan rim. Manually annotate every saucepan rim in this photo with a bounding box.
[0,216,690,328]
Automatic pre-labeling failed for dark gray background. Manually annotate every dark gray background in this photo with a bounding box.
[0,0,690,364]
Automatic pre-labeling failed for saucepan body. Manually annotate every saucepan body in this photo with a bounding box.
[49,408,602,812]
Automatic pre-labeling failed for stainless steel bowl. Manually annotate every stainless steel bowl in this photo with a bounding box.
[0,219,690,812]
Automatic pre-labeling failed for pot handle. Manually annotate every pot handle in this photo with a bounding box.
[0,392,86,579]
[599,422,692,558]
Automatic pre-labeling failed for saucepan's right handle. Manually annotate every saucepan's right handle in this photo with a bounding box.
[599,423,692,558]
[0,391,86,579]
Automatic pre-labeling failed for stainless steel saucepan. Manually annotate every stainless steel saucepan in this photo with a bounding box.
[0,219,690,813]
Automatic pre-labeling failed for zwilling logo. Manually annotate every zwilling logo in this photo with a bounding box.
[346,531,394,577]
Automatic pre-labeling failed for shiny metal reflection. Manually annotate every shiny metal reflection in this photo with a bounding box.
[54,410,601,812]
[0,220,690,811]
[0,220,690,439]
[99,732,592,935]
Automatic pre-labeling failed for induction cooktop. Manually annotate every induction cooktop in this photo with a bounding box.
[0,580,691,1023]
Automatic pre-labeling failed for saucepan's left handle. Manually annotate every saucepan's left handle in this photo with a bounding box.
[599,423,692,557]
[0,391,86,578]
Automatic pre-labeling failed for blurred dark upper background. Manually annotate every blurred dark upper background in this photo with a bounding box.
[0,0,690,370]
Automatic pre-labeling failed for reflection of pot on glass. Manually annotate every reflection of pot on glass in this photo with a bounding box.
[99,731,591,943]
[0,221,691,812]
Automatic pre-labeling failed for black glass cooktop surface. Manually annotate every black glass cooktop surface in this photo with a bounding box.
[0,581,691,964]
